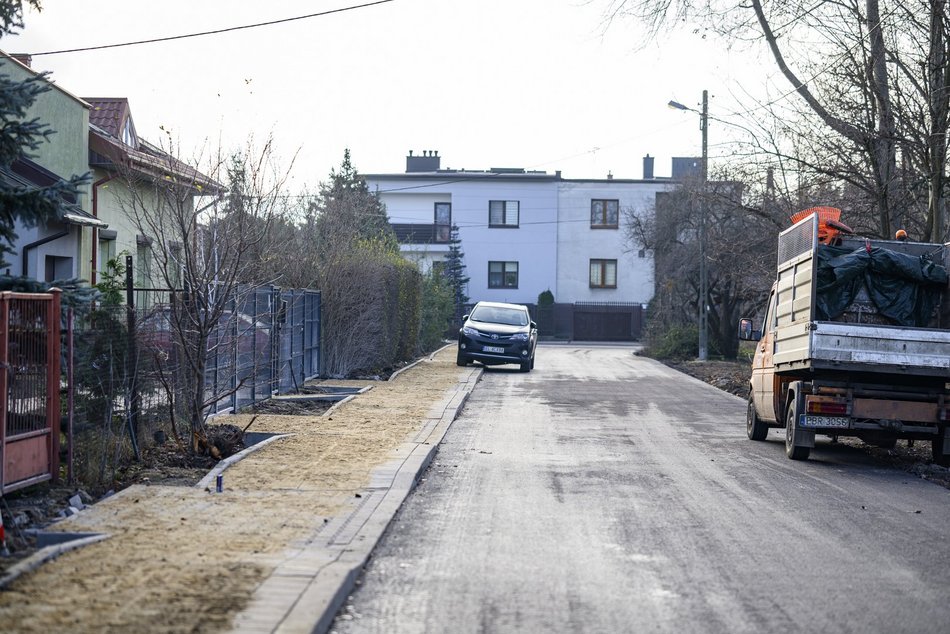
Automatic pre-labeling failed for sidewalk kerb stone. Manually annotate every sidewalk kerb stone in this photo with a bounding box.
[0,533,110,590]
[196,433,291,490]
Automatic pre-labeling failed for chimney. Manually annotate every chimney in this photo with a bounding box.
[406,149,442,173]
[11,53,32,68]
[643,154,655,180]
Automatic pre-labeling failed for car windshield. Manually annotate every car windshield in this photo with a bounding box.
[470,306,528,326]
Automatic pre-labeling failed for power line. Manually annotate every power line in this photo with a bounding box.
[30,0,396,56]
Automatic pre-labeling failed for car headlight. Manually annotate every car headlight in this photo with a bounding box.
[461,326,478,337]
[510,332,529,341]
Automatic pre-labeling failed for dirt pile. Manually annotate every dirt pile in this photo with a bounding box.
[665,359,749,397]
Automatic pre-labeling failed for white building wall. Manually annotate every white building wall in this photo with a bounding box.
[451,180,558,305]
[379,191,450,224]
[369,175,559,305]
[368,172,674,306]
[556,180,671,304]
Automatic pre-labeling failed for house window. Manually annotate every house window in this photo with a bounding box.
[488,261,519,288]
[97,233,117,271]
[44,255,72,282]
[489,200,519,227]
[590,259,617,288]
[168,242,183,289]
[136,240,152,288]
[122,116,136,148]
[591,199,619,228]
[434,202,451,243]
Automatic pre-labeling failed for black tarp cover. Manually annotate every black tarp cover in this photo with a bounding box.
[815,244,949,326]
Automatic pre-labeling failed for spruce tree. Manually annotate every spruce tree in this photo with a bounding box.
[313,149,397,265]
[0,1,86,268]
[443,224,469,327]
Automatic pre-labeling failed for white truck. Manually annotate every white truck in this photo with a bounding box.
[738,213,950,463]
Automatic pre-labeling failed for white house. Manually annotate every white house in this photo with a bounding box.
[365,152,681,308]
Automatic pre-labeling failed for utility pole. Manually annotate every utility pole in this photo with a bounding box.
[668,90,710,361]
[699,89,709,361]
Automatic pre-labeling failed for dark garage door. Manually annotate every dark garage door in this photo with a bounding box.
[573,305,640,341]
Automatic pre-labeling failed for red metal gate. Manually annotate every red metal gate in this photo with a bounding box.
[0,290,61,496]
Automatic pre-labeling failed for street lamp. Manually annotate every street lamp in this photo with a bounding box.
[668,90,709,361]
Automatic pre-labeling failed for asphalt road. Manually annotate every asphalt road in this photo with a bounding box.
[332,345,950,633]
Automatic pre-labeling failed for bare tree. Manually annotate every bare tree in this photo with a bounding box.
[119,138,292,451]
[604,0,950,241]
[626,169,781,358]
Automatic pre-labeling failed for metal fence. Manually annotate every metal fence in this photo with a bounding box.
[64,277,321,465]
[0,291,61,495]
[127,284,321,418]
[278,289,322,394]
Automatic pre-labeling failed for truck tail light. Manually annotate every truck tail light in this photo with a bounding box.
[806,400,848,415]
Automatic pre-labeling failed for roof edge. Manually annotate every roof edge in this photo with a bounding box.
[0,48,91,109]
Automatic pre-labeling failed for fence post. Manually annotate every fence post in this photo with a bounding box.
[0,293,7,493]
[47,289,61,483]
[231,292,238,413]
[67,307,74,485]
[124,254,140,460]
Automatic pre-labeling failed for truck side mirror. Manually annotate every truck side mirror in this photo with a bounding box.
[738,318,761,341]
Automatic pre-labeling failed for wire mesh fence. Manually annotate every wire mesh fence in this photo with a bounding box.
[64,283,320,490]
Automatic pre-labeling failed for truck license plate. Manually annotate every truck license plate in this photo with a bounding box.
[801,415,850,429]
[483,345,505,353]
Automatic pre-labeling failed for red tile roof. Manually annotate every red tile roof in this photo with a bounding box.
[85,97,130,139]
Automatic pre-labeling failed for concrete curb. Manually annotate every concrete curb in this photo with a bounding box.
[196,433,292,491]
[230,364,483,633]
[387,343,454,382]
[0,533,110,590]
[321,386,373,418]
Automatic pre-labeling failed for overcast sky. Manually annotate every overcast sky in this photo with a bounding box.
[4,0,764,188]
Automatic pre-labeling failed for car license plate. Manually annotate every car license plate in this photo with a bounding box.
[801,415,850,429]
[483,345,505,353]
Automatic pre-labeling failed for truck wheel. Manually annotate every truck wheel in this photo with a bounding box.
[747,393,768,441]
[785,397,811,461]
[932,426,950,467]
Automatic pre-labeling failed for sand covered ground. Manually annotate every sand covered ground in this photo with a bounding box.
[0,347,467,633]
